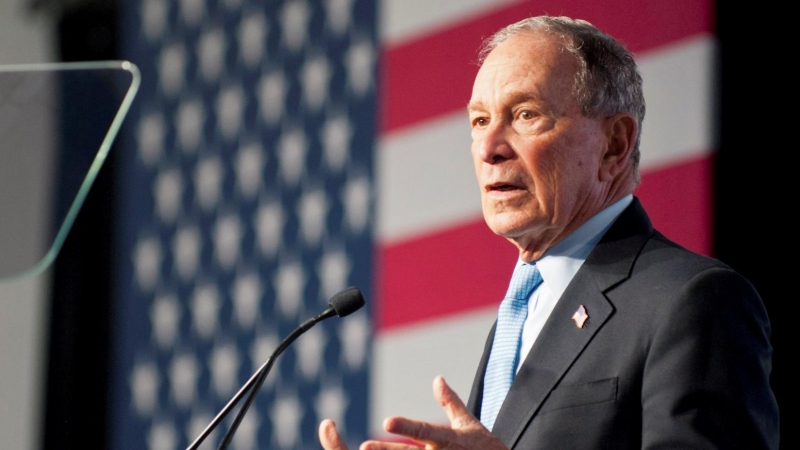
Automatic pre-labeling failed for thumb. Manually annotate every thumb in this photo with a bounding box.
[432,376,476,427]
[319,419,349,450]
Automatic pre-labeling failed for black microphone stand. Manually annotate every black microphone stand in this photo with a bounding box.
[186,286,364,450]
[216,307,336,449]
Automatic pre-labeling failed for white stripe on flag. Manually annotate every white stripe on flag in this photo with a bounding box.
[379,0,526,45]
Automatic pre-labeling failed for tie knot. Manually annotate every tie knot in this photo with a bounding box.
[505,263,542,300]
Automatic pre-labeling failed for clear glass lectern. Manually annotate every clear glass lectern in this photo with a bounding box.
[0,61,140,281]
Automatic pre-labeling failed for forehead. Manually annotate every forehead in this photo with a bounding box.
[470,31,579,111]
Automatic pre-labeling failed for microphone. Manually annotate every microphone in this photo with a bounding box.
[328,285,366,317]
[186,286,366,450]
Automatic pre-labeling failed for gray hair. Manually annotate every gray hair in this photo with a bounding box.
[480,16,645,180]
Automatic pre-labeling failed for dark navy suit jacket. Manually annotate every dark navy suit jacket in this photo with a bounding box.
[466,198,779,449]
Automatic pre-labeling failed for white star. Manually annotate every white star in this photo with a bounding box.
[339,310,369,370]
[217,85,244,141]
[278,127,306,186]
[295,325,325,380]
[298,187,328,246]
[317,247,351,301]
[154,167,182,224]
[191,283,220,339]
[209,341,240,398]
[301,54,332,111]
[280,0,310,52]
[194,156,223,212]
[198,27,226,83]
[173,224,200,281]
[137,111,164,166]
[233,408,260,450]
[321,112,352,172]
[235,142,264,199]
[315,384,349,430]
[151,292,180,349]
[274,259,305,319]
[239,12,267,68]
[186,412,217,450]
[134,235,161,292]
[346,37,375,96]
[233,270,261,329]
[324,0,353,36]
[169,352,199,408]
[251,332,279,388]
[141,0,167,42]
[342,172,370,232]
[270,393,302,449]
[258,71,286,126]
[176,99,204,154]
[180,0,204,27]
[148,421,177,450]
[158,43,186,96]
[213,213,242,270]
[255,198,284,258]
[130,360,159,416]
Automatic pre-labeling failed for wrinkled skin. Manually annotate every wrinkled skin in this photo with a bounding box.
[468,31,637,262]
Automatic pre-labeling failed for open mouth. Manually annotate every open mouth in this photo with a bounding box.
[491,184,519,191]
[488,182,524,192]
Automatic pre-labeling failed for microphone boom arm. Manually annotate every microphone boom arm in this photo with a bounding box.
[185,286,365,450]
[215,307,336,450]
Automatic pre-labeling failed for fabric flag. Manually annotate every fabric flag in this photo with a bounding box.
[112,1,376,449]
[109,0,715,448]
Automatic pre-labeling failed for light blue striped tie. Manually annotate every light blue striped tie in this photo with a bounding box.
[480,263,542,431]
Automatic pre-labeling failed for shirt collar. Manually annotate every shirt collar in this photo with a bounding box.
[517,195,633,300]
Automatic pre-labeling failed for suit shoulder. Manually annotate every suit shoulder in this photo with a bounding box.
[634,229,740,284]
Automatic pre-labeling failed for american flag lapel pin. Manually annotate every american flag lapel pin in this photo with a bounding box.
[572,304,588,329]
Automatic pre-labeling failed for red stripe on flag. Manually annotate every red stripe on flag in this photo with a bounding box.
[376,219,517,330]
[635,154,714,257]
[379,0,713,134]
[377,155,713,330]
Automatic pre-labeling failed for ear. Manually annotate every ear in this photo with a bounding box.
[599,113,637,181]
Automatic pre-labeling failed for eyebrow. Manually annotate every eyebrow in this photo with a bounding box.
[466,92,542,113]
[466,100,485,113]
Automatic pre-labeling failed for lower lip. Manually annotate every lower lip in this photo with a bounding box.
[486,188,526,199]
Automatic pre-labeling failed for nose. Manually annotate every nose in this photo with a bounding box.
[473,120,514,164]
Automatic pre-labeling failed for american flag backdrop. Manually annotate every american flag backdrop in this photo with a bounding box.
[113,0,377,448]
[110,0,715,448]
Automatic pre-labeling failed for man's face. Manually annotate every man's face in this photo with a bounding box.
[468,32,612,257]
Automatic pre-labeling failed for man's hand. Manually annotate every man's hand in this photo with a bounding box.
[318,376,507,450]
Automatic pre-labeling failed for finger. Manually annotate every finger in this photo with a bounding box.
[382,416,455,446]
[432,376,476,427]
[358,441,422,450]
[319,419,349,450]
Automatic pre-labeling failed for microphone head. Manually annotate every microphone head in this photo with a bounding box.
[329,286,365,317]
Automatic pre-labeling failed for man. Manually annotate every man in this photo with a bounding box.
[320,15,779,449]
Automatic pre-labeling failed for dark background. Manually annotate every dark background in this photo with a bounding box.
[38,1,793,448]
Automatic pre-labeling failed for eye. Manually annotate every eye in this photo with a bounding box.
[519,110,534,120]
[471,117,488,128]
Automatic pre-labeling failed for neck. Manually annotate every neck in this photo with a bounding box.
[513,187,635,263]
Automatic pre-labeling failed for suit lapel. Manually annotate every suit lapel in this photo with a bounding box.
[491,270,613,447]
[489,198,653,448]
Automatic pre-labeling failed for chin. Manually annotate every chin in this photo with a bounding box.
[484,211,536,239]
